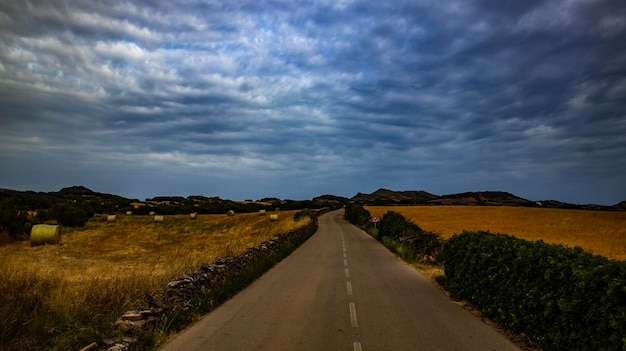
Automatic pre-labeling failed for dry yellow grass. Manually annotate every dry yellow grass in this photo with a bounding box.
[0,211,309,350]
[366,206,626,261]
[2,211,307,285]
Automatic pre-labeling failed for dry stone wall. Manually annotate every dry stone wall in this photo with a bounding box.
[89,220,318,351]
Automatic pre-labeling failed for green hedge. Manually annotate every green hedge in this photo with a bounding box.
[378,211,442,261]
[344,204,371,226]
[444,231,626,351]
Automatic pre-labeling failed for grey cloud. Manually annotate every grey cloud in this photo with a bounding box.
[0,0,624,204]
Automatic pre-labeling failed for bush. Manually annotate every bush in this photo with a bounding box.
[294,209,317,221]
[444,231,626,350]
[0,198,29,241]
[344,204,370,225]
[378,211,413,240]
[51,203,88,227]
[377,211,443,262]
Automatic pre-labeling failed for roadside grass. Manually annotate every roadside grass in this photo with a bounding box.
[366,206,626,261]
[0,211,307,350]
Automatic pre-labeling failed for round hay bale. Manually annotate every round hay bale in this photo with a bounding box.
[227,210,235,216]
[107,215,117,222]
[270,214,279,222]
[259,210,266,216]
[153,215,164,223]
[189,212,197,219]
[275,207,281,212]
[149,211,156,216]
[30,224,61,247]
[126,211,133,216]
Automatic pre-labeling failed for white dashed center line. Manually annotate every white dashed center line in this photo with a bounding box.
[341,230,363,350]
[349,302,358,327]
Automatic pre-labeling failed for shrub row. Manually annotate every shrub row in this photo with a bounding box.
[344,204,371,226]
[444,231,626,351]
[378,211,443,262]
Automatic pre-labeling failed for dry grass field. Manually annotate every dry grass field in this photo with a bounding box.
[366,206,626,261]
[0,211,309,350]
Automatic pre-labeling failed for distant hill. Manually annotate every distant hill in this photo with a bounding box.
[0,186,134,213]
[351,188,438,205]
[349,188,623,210]
[534,200,617,211]
[426,191,533,206]
[58,185,96,195]
[313,194,351,203]
[0,186,343,218]
[1,186,623,217]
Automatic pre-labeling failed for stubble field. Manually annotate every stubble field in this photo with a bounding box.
[0,211,308,350]
[366,206,626,261]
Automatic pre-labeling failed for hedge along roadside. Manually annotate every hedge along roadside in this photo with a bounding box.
[344,203,372,227]
[344,205,444,264]
[346,205,626,350]
[376,211,443,263]
[444,231,626,351]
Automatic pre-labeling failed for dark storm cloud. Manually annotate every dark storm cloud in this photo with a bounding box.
[0,0,624,203]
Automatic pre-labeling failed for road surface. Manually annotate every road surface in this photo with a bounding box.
[160,210,520,351]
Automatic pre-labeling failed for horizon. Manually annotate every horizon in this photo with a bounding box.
[3,184,624,207]
[2,1,625,206]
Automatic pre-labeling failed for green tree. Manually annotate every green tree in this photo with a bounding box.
[52,202,88,227]
[344,204,370,225]
[0,197,29,240]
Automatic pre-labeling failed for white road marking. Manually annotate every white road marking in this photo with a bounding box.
[343,233,362,350]
[349,302,358,327]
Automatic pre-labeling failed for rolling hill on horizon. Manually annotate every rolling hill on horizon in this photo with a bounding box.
[323,188,626,210]
[2,186,625,211]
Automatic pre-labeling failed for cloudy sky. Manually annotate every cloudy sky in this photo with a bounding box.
[1,1,625,204]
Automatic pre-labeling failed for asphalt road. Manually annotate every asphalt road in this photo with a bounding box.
[160,210,520,351]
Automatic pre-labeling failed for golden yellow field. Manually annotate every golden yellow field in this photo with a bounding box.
[0,211,308,350]
[366,206,626,261]
[2,211,307,283]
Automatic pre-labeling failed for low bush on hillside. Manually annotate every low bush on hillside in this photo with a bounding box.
[444,231,626,351]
